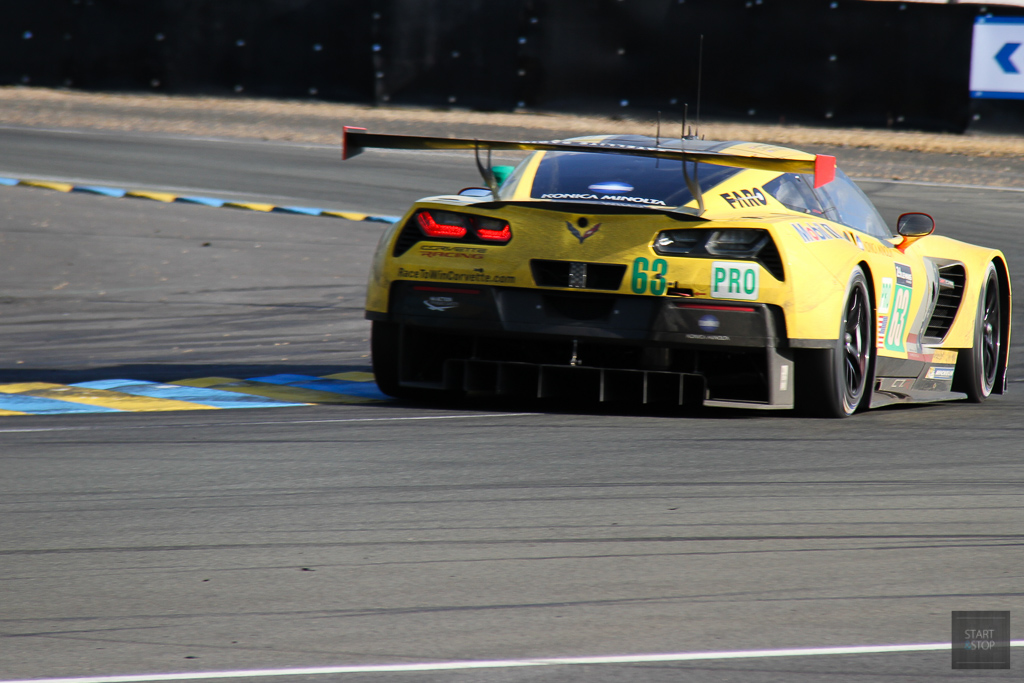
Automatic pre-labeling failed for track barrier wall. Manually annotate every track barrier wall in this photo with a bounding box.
[4,0,1024,133]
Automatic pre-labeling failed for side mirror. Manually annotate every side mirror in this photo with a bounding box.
[896,212,935,237]
[460,166,516,198]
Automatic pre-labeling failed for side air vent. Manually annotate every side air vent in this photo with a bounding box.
[393,221,421,256]
[924,264,966,340]
[531,260,627,291]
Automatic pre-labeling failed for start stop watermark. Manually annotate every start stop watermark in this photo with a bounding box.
[952,611,1010,669]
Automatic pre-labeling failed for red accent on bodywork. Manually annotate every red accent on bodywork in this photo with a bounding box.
[813,155,836,188]
[412,286,481,294]
[674,303,757,312]
[342,126,367,160]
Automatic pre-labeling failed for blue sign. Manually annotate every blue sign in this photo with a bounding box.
[971,17,1024,100]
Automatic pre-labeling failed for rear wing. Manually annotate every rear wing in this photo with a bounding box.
[342,126,837,189]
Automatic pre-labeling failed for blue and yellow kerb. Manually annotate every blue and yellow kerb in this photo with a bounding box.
[0,176,399,223]
[0,372,391,416]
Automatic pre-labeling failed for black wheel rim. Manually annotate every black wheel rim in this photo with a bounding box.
[843,283,869,407]
[981,274,1001,392]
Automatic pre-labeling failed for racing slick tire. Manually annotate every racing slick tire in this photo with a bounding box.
[370,321,450,402]
[371,321,406,398]
[955,262,1003,402]
[797,267,873,418]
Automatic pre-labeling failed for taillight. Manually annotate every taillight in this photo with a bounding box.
[653,230,704,255]
[652,227,784,281]
[413,210,512,244]
[417,210,469,238]
[654,228,769,257]
[704,229,769,256]
[475,216,512,243]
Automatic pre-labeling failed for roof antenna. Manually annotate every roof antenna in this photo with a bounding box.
[655,111,662,168]
[679,107,703,214]
[695,34,704,140]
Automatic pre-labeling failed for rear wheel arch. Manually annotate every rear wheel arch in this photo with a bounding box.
[796,264,874,417]
[858,259,876,315]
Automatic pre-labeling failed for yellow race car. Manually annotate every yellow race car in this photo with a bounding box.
[344,128,1010,417]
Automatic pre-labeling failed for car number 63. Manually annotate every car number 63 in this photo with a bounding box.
[631,257,668,295]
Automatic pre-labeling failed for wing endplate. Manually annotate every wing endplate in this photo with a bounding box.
[813,154,836,188]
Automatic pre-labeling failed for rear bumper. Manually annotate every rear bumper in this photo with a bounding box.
[369,282,797,409]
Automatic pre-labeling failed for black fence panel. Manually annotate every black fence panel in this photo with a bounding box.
[0,2,78,88]
[526,0,985,132]
[1,0,375,102]
[3,0,1024,132]
[371,0,527,110]
[148,0,375,101]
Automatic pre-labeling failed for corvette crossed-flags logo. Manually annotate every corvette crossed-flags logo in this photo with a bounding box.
[566,221,601,243]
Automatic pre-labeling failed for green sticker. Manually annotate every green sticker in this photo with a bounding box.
[711,262,759,301]
[631,257,649,294]
[631,257,669,295]
[883,284,911,352]
[878,277,893,314]
[650,258,667,295]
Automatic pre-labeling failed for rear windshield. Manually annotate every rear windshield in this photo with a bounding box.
[525,151,741,209]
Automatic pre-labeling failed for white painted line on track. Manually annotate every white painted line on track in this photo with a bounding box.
[0,123,339,151]
[5,642,1024,683]
[0,124,524,160]
[853,176,1024,192]
[0,412,537,434]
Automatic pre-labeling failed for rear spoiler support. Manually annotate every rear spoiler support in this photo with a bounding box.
[473,142,499,200]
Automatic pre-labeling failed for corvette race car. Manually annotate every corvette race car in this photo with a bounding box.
[343,127,1010,417]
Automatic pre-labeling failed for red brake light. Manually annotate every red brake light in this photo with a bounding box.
[674,303,757,312]
[417,210,468,238]
[412,285,481,294]
[473,216,511,243]
[476,224,511,242]
[412,210,512,244]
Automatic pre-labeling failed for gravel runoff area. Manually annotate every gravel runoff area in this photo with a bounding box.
[4,86,1024,188]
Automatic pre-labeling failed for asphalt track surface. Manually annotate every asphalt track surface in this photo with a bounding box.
[1,125,1023,681]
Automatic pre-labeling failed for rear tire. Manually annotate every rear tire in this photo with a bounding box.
[797,267,873,418]
[371,321,403,398]
[955,262,1002,402]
